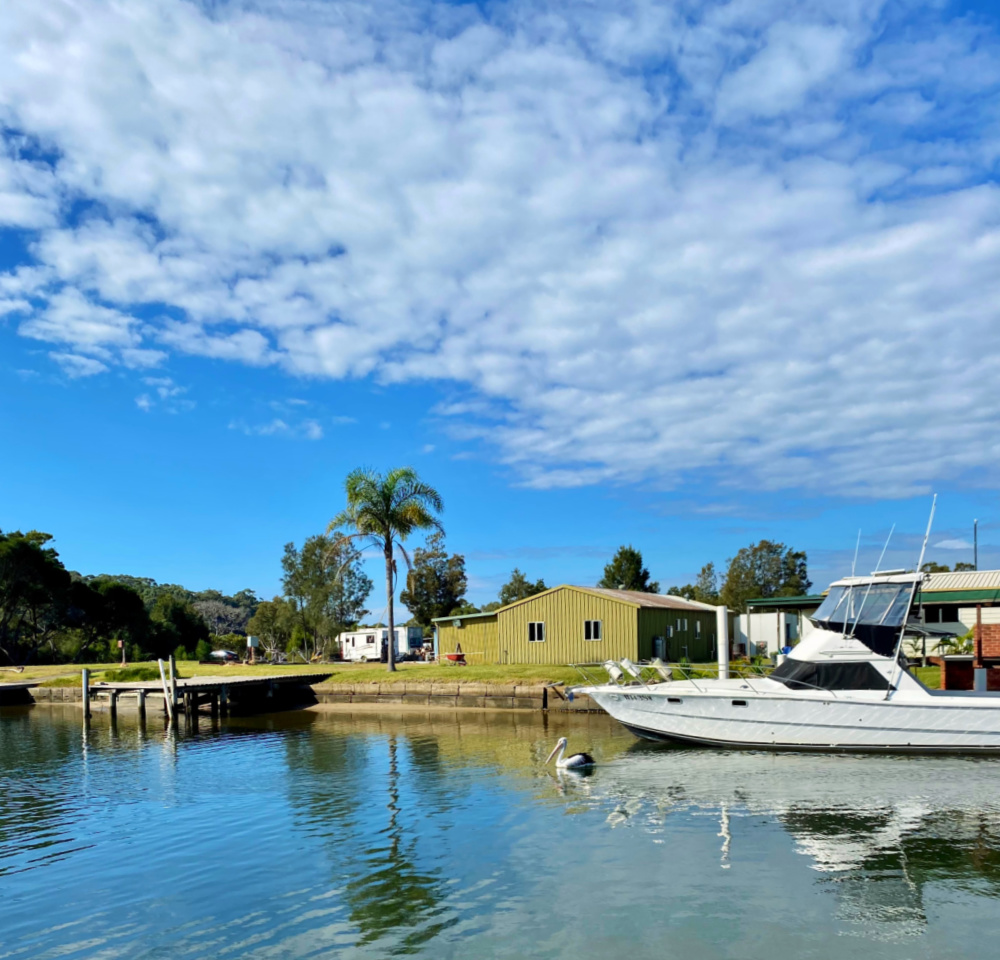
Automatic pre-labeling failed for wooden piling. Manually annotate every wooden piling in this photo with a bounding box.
[109,690,118,721]
[210,692,219,719]
[157,659,174,723]
[82,668,91,719]
[169,655,178,712]
[137,688,146,720]
[220,685,229,717]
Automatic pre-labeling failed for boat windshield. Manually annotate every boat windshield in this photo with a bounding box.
[812,583,912,629]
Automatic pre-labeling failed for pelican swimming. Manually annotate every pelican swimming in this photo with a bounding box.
[546,737,595,770]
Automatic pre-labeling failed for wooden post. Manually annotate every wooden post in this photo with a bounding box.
[157,659,174,723]
[210,692,219,719]
[109,690,118,721]
[220,685,229,717]
[82,668,91,719]
[137,689,146,720]
[169,655,178,712]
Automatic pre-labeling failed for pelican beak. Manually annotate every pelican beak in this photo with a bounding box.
[545,744,560,764]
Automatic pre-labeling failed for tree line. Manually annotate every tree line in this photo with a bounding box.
[397,540,813,629]
[0,528,244,667]
[11,462,967,670]
[0,521,820,670]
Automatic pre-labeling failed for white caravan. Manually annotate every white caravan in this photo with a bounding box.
[339,626,424,662]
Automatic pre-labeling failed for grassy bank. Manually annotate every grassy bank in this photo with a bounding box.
[2,660,584,688]
[2,659,943,690]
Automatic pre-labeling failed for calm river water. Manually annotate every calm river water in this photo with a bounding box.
[3,704,1000,958]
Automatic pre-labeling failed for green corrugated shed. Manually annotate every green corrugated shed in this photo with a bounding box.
[434,585,723,665]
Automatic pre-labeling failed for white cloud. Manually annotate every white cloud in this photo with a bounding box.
[934,538,975,551]
[18,288,144,368]
[143,376,185,399]
[134,375,192,412]
[1,1,1000,496]
[229,417,324,440]
[50,352,109,378]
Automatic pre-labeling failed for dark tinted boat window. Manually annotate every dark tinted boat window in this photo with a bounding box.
[770,659,890,691]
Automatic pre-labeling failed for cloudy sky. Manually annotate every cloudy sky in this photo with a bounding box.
[2,0,999,602]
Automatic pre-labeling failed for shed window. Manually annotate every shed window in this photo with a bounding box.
[695,621,701,637]
[528,621,545,643]
[584,620,602,641]
[667,625,675,638]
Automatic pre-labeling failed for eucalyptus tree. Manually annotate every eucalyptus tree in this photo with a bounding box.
[329,468,443,672]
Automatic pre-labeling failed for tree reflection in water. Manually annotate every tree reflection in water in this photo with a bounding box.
[284,722,454,954]
[344,736,454,952]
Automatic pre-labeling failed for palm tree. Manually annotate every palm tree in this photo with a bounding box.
[328,467,443,672]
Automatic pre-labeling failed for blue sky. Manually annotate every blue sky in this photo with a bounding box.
[2,0,1000,609]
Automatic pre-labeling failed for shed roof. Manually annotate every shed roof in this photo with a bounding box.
[579,586,718,611]
[431,609,498,623]
[431,584,718,622]
[492,584,718,614]
[924,570,1000,591]
[746,595,825,610]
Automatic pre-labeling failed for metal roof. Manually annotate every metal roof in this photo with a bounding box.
[580,586,718,611]
[923,570,1000,591]
[431,610,499,623]
[432,584,717,621]
[746,595,825,610]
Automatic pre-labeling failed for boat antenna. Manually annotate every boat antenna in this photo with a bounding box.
[851,529,861,577]
[915,494,937,574]
[874,524,895,573]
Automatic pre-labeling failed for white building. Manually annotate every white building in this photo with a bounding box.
[735,596,824,657]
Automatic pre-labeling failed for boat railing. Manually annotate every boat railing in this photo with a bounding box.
[569,658,777,694]
[568,659,846,699]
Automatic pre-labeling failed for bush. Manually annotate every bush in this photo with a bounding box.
[102,665,163,683]
[173,645,190,661]
[195,639,213,662]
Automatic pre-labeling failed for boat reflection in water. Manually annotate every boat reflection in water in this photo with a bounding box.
[576,744,1000,939]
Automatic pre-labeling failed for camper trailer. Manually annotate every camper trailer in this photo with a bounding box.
[338,626,424,662]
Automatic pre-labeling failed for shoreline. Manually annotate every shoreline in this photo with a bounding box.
[22,680,602,713]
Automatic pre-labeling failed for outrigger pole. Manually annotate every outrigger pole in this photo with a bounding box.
[886,494,937,699]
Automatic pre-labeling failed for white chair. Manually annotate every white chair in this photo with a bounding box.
[620,658,643,681]
[650,658,673,682]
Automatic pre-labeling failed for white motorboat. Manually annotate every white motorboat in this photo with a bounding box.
[576,570,1000,753]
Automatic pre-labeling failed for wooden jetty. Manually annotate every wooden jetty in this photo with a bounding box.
[86,672,333,722]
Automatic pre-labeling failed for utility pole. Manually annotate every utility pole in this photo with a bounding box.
[974,519,979,571]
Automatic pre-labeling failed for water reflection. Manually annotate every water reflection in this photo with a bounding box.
[4,704,1000,958]
[589,748,1000,940]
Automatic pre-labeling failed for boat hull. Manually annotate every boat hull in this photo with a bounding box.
[586,684,1000,754]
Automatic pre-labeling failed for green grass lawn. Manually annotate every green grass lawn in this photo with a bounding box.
[2,659,944,690]
[312,662,584,686]
[2,660,585,688]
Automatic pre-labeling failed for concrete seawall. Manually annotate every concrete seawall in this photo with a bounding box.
[28,681,600,712]
[311,682,599,712]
